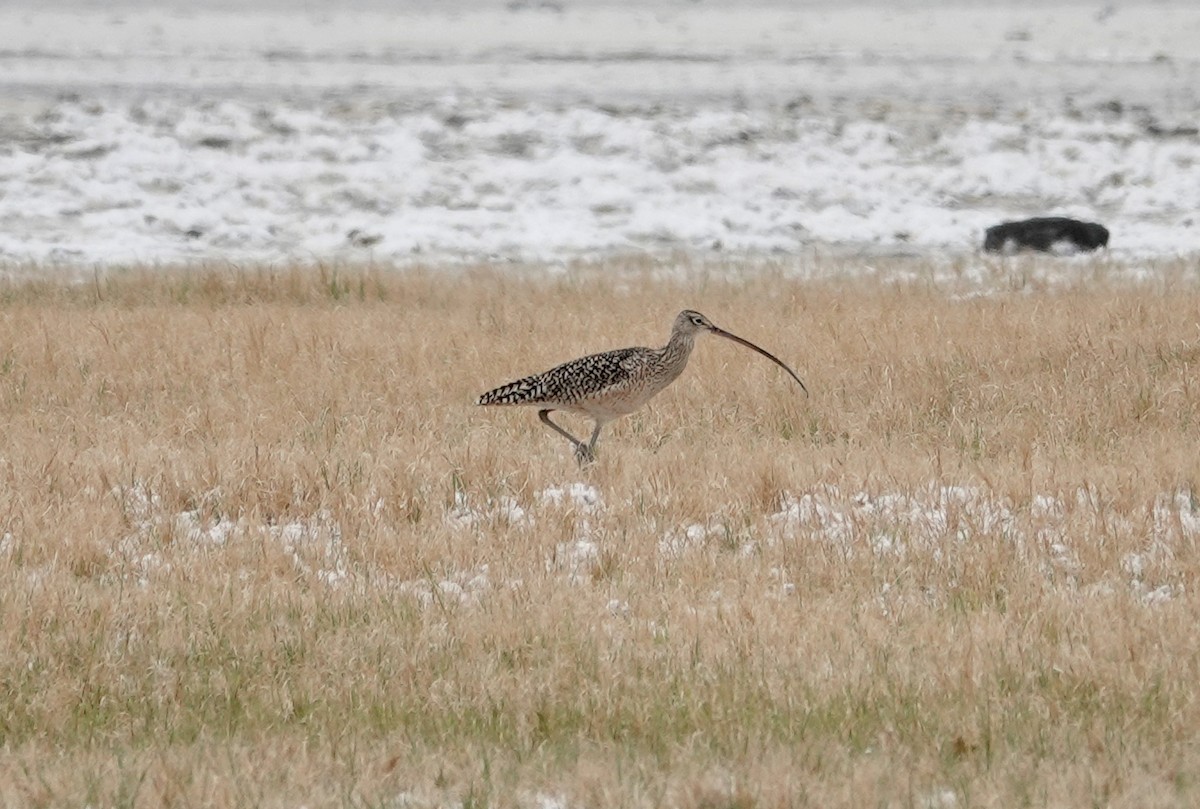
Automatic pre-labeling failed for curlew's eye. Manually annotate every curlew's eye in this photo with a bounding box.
[690,315,704,325]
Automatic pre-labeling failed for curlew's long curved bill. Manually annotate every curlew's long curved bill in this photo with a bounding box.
[711,327,809,397]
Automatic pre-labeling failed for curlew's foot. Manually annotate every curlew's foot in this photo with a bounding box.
[573,444,596,467]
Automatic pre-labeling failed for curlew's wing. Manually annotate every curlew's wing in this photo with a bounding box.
[477,347,649,406]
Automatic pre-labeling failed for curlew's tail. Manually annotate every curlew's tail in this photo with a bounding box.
[476,374,549,406]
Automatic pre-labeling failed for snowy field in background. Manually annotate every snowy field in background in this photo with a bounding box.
[1,1,1199,267]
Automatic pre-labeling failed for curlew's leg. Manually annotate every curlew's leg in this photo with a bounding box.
[538,409,587,456]
[575,421,603,465]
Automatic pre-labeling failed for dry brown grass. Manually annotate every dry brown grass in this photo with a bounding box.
[2,259,1200,808]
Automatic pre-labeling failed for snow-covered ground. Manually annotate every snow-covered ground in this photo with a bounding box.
[1,1,1199,266]
[90,479,1196,608]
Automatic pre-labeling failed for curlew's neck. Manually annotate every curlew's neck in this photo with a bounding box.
[657,327,697,382]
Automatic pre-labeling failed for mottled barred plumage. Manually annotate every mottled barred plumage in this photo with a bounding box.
[476,347,645,407]
[477,310,807,465]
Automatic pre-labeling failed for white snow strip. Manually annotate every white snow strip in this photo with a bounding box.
[1,3,1199,268]
[4,100,1199,266]
[99,480,1198,604]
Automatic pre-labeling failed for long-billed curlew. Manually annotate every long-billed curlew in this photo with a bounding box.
[476,310,807,465]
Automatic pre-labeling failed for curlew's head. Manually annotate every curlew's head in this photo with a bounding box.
[673,309,718,336]
[673,309,809,396]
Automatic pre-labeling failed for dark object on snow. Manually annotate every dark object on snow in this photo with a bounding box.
[346,229,383,248]
[983,217,1109,254]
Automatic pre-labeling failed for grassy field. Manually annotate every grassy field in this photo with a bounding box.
[2,258,1200,808]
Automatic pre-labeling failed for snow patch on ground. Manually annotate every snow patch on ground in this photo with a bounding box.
[537,482,603,512]
[658,519,760,559]
[446,489,528,529]
[537,483,605,585]
[769,484,1019,555]
[531,794,571,809]
[112,483,349,588]
[397,567,494,609]
[768,484,1194,603]
[102,480,1195,606]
